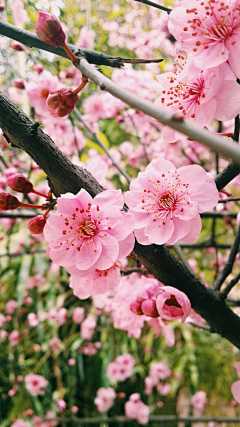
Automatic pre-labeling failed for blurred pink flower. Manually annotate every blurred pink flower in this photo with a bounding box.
[58,307,68,325]
[125,393,150,424]
[5,299,17,314]
[191,391,207,411]
[125,157,218,245]
[11,420,32,427]
[94,387,116,412]
[27,313,39,327]
[72,307,85,323]
[231,380,240,403]
[56,399,66,413]
[44,189,135,277]
[107,353,135,382]
[77,25,96,50]
[157,383,171,396]
[81,313,96,340]
[49,337,62,353]
[25,373,48,396]
[9,330,21,346]
[150,362,171,384]
[156,286,191,322]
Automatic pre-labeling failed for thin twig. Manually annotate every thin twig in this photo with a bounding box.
[133,0,172,13]
[121,267,150,276]
[188,322,211,331]
[212,225,240,291]
[73,108,131,184]
[0,249,46,258]
[173,243,196,274]
[218,197,240,203]
[220,272,240,299]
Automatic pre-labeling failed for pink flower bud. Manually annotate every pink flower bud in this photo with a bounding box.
[13,79,25,90]
[34,64,44,74]
[35,11,66,47]
[65,69,76,78]
[11,41,24,51]
[28,215,47,234]
[7,173,33,193]
[141,299,160,318]
[47,88,78,117]
[156,286,191,323]
[130,299,144,316]
[0,192,21,211]
[0,0,5,12]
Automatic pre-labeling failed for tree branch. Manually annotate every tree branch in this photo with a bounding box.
[220,272,240,299]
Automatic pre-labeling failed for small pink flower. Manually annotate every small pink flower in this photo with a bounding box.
[157,383,171,396]
[35,11,66,47]
[5,299,17,314]
[58,307,68,325]
[25,373,48,396]
[125,394,150,425]
[156,286,191,322]
[44,189,135,277]
[149,362,171,383]
[56,399,66,412]
[107,354,135,382]
[81,313,96,340]
[11,421,32,427]
[47,88,79,117]
[9,330,21,346]
[125,157,218,245]
[27,313,39,327]
[72,307,85,323]
[50,337,62,353]
[94,387,116,412]
[191,391,207,411]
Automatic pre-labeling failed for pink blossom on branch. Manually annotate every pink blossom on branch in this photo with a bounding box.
[25,373,48,396]
[44,189,135,277]
[168,0,240,78]
[125,157,219,246]
[156,286,191,322]
[94,387,116,412]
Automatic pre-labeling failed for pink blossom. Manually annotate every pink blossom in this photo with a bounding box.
[72,307,85,323]
[58,307,68,325]
[0,313,6,327]
[157,383,171,396]
[49,337,62,353]
[125,394,150,424]
[149,362,171,384]
[94,387,116,412]
[125,157,219,245]
[156,286,191,322]
[25,373,48,396]
[168,0,240,78]
[9,330,20,346]
[232,380,240,403]
[44,189,135,277]
[81,313,96,340]
[5,300,18,314]
[56,399,66,412]
[107,354,135,382]
[191,391,207,411]
[27,313,39,327]
[68,358,76,366]
[77,25,96,50]
[155,63,240,143]
[70,263,121,300]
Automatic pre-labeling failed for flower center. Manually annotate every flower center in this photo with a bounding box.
[41,89,50,99]
[165,295,182,308]
[158,192,176,209]
[76,219,98,238]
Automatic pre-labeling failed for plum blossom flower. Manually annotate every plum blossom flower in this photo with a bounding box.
[70,263,121,300]
[191,391,207,411]
[156,286,191,322]
[25,373,48,396]
[125,393,150,424]
[107,353,135,382]
[44,189,135,277]
[94,387,116,412]
[35,12,66,48]
[155,63,240,143]
[168,0,240,78]
[72,307,85,323]
[5,299,17,314]
[125,157,219,245]
[9,330,21,346]
[81,313,96,340]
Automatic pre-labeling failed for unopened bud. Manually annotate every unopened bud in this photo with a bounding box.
[130,299,144,316]
[35,11,66,48]
[13,79,25,90]
[34,64,44,74]
[11,41,24,51]
[141,299,160,318]
[47,88,78,117]
[7,174,33,194]
[28,215,47,234]
[0,192,21,211]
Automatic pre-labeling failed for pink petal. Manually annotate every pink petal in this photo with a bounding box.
[134,228,152,245]
[93,234,119,270]
[146,157,175,174]
[145,217,174,245]
[214,81,240,121]
[231,380,240,404]
[181,214,202,243]
[76,239,102,270]
[167,218,190,245]
[118,232,135,259]
[94,189,124,209]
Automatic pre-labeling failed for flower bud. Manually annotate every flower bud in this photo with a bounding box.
[35,11,66,47]
[28,215,47,234]
[141,299,159,318]
[156,286,191,322]
[130,299,144,316]
[7,173,33,194]
[13,79,25,90]
[11,41,24,51]
[34,64,44,74]
[0,0,5,12]
[47,88,78,117]
[0,192,21,211]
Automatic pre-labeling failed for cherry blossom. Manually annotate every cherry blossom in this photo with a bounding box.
[107,354,135,382]
[155,63,240,143]
[168,0,240,78]
[72,307,85,323]
[125,157,219,245]
[191,390,207,411]
[156,286,191,322]
[44,189,135,277]
[81,313,96,340]
[94,387,116,412]
[125,393,150,424]
[25,373,48,396]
